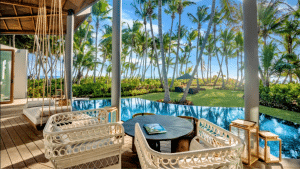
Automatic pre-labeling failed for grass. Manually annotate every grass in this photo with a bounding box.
[131,89,300,124]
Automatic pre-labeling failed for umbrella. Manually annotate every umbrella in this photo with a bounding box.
[176,73,194,80]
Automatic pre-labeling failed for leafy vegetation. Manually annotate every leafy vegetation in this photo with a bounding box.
[259,83,300,112]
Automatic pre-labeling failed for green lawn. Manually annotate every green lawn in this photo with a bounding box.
[130,89,300,124]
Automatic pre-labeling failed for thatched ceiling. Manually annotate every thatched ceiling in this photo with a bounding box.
[0,0,98,35]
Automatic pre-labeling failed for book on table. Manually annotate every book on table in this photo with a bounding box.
[144,123,167,135]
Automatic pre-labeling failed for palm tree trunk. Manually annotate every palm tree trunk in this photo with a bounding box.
[158,0,170,102]
[226,56,229,84]
[149,12,164,87]
[100,51,107,76]
[168,13,175,76]
[235,51,239,88]
[207,54,209,83]
[274,74,281,84]
[196,26,201,90]
[94,20,99,83]
[180,0,216,103]
[282,75,288,84]
[210,52,212,82]
[170,10,182,88]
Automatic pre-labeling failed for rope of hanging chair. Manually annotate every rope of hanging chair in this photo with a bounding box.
[29,0,67,126]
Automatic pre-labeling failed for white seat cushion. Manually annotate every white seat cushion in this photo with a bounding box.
[23,106,71,125]
[27,99,55,108]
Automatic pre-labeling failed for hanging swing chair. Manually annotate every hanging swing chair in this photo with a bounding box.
[23,0,71,130]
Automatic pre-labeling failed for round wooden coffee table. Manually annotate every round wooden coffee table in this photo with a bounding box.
[123,115,193,152]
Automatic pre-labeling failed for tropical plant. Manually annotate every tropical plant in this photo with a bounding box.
[180,0,216,103]
[187,5,209,87]
[170,0,196,88]
[92,0,111,82]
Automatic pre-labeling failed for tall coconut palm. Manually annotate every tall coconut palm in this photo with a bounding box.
[204,34,215,83]
[123,20,143,78]
[180,0,216,103]
[275,12,300,83]
[170,0,196,88]
[260,42,277,87]
[187,5,209,87]
[158,0,171,102]
[92,0,111,83]
[234,31,243,88]
[132,1,148,81]
[220,28,235,85]
[212,10,226,86]
[257,0,285,86]
[146,0,164,87]
[165,0,179,74]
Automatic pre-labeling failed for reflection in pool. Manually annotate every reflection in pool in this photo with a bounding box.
[73,98,300,159]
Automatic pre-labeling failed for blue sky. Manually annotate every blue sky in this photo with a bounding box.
[30,0,299,79]
[99,0,297,80]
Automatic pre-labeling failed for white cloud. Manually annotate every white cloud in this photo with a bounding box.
[122,9,159,35]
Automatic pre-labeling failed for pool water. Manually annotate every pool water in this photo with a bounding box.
[73,98,300,159]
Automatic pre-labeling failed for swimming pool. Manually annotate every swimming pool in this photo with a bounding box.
[73,98,300,159]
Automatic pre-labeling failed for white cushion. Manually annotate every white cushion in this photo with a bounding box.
[27,99,55,108]
[23,106,71,125]
[189,139,206,151]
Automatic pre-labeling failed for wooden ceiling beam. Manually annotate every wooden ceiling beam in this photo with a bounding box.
[12,5,23,31]
[30,7,36,31]
[2,20,9,30]
[0,0,68,14]
[0,13,67,20]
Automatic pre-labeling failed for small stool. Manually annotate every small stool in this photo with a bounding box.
[258,131,282,163]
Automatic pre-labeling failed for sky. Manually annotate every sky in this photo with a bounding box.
[29,0,299,80]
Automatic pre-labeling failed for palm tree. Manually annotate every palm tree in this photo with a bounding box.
[132,1,149,81]
[257,0,286,86]
[234,31,243,88]
[158,0,171,102]
[204,34,215,83]
[187,5,209,87]
[165,0,178,74]
[123,20,143,78]
[260,42,277,87]
[73,21,95,84]
[180,0,216,103]
[275,12,300,83]
[146,0,164,86]
[92,0,111,83]
[170,0,195,88]
[212,10,226,87]
[220,28,235,86]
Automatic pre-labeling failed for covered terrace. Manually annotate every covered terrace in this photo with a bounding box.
[1,0,300,168]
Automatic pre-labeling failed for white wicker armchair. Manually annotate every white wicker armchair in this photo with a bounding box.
[134,118,244,169]
[43,108,124,169]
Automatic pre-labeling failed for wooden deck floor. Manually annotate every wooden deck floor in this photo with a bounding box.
[1,113,300,169]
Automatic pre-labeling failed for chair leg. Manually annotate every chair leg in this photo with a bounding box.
[132,137,137,153]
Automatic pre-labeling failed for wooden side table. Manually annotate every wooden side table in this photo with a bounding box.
[259,131,282,163]
[229,119,259,165]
